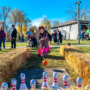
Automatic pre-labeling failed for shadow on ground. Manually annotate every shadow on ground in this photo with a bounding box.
[16,69,44,89]
[47,55,64,60]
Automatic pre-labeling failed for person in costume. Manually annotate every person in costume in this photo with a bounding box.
[57,30,62,44]
[54,30,57,43]
[38,26,51,58]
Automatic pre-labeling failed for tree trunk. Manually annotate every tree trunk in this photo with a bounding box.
[21,23,22,35]
[18,22,22,37]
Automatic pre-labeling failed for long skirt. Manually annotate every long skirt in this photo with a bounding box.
[38,45,50,57]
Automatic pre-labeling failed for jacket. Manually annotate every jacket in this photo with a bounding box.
[26,31,33,36]
[11,28,17,39]
[59,32,62,43]
[1,30,6,38]
[0,31,1,38]
[44,30,51,41]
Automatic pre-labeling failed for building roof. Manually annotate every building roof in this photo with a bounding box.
[51,20,90,29]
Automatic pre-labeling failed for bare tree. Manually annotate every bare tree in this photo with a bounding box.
[53,21,60,26]
[87,12,90,20]
[24,18,31,28]
[65,4,77,20]
[8,8,18,25]
[16,10,25,35]
[40,17,51,31]
[15,10,31,35]
[0,6,11,29]
[65,1,89,21]
[80,0,89,20]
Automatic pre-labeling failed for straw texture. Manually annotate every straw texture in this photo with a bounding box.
[0,48,29,85]
[60,45,90,85]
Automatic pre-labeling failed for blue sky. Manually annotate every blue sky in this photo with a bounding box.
[0,0,90,27]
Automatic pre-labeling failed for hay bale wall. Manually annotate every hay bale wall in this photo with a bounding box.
[60,45,90,85]
[60,45,82,57]
[65,84,90,90]
[0,48,29,85]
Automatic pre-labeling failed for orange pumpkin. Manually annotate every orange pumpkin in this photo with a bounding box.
[43,60,48,65]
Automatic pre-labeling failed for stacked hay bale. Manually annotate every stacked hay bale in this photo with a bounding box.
[60,45,81,57]
[60,45,90,85]
[65,84,90,90]
[0,48,29,86]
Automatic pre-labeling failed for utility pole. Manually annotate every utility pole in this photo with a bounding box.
[76,1,82,44]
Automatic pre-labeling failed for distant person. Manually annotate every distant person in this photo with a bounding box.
[57,30,59,44]
[59,31,62,44]
[34,28,39,45]
[57,30,62,44]
[65,34,66,40]
[54,30,57,43]
[26,28,33,39]
[11,25,17,48]
[22,34,24,42]
[52,33,54,42]
[18,34,20,42]
[0,28,1,51]
[1,27,6,49]
[81,31,85,41]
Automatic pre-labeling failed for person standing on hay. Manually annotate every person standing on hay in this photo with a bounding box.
[11,25,17,48]
[38,26,51,58]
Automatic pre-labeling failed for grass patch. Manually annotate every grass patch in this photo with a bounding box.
[1,40,90,48]
[0,48,12,55]
[50,40,90,45]
[77,46,90,53]
[4,42,28,47]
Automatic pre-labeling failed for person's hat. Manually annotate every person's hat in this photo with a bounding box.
[38,26,45,30]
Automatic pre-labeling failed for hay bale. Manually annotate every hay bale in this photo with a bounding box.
[65,84,90,90]
[60,45,81,57]
[67,52,90,85]
[60,45,90,85]
[0,47,29,85]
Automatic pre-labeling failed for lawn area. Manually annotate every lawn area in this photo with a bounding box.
[0,42,28,55]
[0,48,12,54]
[50,40,90,45]
[4,42,28,47]
[1,40,90,48]
[77,46,90,53]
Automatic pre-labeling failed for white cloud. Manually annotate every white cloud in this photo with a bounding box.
[31,15,68,27]
[31,15,46,27]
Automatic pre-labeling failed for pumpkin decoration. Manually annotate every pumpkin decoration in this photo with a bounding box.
[43,60,48,65]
